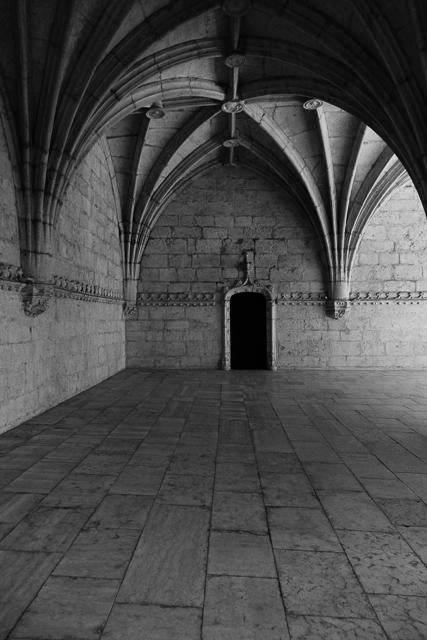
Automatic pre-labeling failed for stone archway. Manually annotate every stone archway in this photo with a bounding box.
[222,281,277,371]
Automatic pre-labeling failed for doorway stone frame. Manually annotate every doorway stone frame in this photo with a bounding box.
[222,280,277,371]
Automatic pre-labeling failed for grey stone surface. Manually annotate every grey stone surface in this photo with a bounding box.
[42,473,116,507]
[287,615,388,639]
[397,526,427,564]
[360,478,418,499]
[212,491,267,533]
[375,498,427,527]
[256,452,303,474]
[276,549,374,617]
[317,490,396,532]
[338,530,427,595]
[86,494,154,530]
[203,576,289,640]
[108,466,165,496]
[117,504,210,607]
[369,594,427,640]
[267,507,342,551]
[52,528,139,578]
[215,463,261,493]
[303,462,363,491]
[0,506,93,552]
[0,550,62,640]
[261,472,320,507]
[102,604,202,640]
[0,492,43,523]
[208,531,276,578]
[156,473,214,506]
[2,371,427,638]
[9,576,120,639]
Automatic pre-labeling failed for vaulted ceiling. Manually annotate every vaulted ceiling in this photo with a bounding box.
[1,0,425,299]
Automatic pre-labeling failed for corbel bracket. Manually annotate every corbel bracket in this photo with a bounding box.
[21,280,53,317]
[123,303,138,319]
[325,299,351,320]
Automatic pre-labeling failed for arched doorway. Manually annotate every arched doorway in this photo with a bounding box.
[222,283,277,371]
[230,292,267,369]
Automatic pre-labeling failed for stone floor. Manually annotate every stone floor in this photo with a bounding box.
[1,369,427,639]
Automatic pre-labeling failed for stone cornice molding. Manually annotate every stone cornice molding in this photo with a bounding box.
[53,276,123,304]
[0,263,24,292]
[0,265,123,308]
[349,291,427,301]
[138,292,216,306]
[279,291,427,306]
[279,292,327,304]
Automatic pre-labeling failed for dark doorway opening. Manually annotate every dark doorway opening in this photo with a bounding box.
[230,292,267,369]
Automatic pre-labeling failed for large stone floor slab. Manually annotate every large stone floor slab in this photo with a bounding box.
[1,368,427,639]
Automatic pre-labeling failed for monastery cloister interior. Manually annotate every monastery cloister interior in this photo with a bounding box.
[1,1,427,638]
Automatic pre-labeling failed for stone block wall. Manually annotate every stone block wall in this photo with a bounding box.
[139,169,323,295]
[351,183,427,291]
[0,135,125,432]
[129,165,427,370]
[129,166,323,368]
[56,141,123,289]
[126,305,221,369]
[278,303,427,368]
[0,293,125,430]
[0,106,20,266]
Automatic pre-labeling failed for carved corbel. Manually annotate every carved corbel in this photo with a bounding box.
[20,249,55,316]
[21,280,53,316]
[123,275,139,319]
[123,303,138,319]
[325,299,351,319]
[325,279,351,319]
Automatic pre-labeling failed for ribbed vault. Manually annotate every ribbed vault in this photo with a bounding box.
[0,0,423,312]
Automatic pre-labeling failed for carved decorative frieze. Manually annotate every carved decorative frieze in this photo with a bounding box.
[349,291,427,302]
[53,276,122,303]
[0,265,123,312]
[279,292,327,304]
[0,262,25,292]
[138,292,216,306]
[0,263,24,281]
[278,291,427,311]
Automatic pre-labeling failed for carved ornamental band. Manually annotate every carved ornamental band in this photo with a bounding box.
[138,292,216,306]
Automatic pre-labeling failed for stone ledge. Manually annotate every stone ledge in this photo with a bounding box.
[0,263,25,292]
[0,265,123,305]
[53,276,123,303]
[279,291,427,305]
[279,292,327,302]
[54,290,123,304]
[350,291,427,301]
[138,292,216,306]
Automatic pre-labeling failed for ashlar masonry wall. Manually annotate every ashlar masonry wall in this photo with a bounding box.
[352,183,427,291]
[279,182,427,368]
[0,103,20,266]
[127,165,323,368]
[0,136,125,432]
[128,166,427,370]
